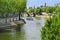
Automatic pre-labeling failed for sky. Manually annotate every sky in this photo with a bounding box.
[26,0,60,8]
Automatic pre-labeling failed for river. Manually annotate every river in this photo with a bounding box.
[0,17,45,40]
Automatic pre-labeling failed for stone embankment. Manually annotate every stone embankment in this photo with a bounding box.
[0,19,26,31]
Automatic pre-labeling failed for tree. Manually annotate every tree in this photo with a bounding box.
[55,7,60,13]
[15,0,26,20]
[46,6,54,13]
[0,0,26,19]
[34,7,42,15]
[41,12,60,40]
[0,0,17,17]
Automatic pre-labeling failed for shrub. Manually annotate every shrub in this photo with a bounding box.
[46,6,54,13]
[41,12,60,40]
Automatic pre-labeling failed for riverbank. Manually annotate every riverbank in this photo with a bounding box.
[36,15,50,18]
[0,19,26,31]
[36,12,51,18]
[24,12,50,18]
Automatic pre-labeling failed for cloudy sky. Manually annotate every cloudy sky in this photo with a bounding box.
[26,0,60,8]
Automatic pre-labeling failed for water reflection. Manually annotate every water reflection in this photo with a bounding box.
[0,17,45,40]
[0,29,26,40]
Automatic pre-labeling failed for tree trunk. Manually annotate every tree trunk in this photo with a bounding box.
[33,13,36,17]
[19,13,21,20]
[27,13,30,17]
[6,14,8,17]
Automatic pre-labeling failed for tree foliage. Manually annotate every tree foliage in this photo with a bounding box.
[45,6,54,13]
[33,7,42,14]
[41,11,60,40]
[0,0,26,14]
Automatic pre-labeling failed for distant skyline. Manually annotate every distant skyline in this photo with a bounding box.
[26,0,60,8]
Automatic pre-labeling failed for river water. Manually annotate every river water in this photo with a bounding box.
[0,17,45,40]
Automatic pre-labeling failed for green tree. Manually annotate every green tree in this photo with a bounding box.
[34,7,42,15]
[45,6,55,14]
[15,0,26,20]
[41,12,60,40]
[0,0,26,19]
[0,0,17,16]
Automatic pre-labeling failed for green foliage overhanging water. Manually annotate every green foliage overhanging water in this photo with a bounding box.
[41,10,60,40]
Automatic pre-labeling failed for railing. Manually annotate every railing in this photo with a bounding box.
[0,17,19,23]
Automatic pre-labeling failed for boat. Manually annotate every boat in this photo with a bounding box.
[26,17,34,20]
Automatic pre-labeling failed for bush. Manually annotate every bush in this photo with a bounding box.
[46,6,54,13]
[34,7,42,15]
[41,12,60,40]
